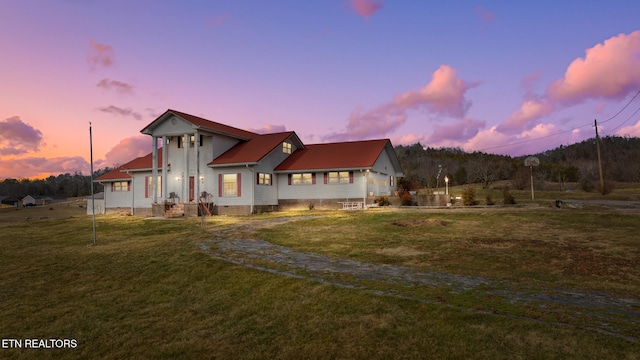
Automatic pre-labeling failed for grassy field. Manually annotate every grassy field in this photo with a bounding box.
[1,197,639,359]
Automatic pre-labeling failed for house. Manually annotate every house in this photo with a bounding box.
[0,196,19,208]
[95,109,403,216]
[21,195,67,206]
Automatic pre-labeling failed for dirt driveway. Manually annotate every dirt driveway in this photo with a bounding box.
[199,215,640,343]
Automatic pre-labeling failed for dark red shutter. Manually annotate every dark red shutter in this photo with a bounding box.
[324,172,328,184]
[127,181,131,191]
[270,174,273,186]
[256,172,260,185]
[312,173,316,185]
[218,174,223,197]
[111,183,114,192]
[288,174,292,185]
[349,171,354,183]
[237,173,242,196]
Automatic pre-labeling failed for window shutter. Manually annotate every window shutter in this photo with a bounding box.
[237,173,242,197]
[218,174,223,197]
[270,174,273,186]
[127,181,131,191]
[324,172,328,184]
[312,173,316,185]
[256,172,260,185]
[288,174,292,185]
[145,176,149,198]
[349,171,354,183]
[111,182,114,192]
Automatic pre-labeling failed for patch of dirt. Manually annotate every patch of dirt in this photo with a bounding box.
[390,218,449,227]
[377,246,426,257]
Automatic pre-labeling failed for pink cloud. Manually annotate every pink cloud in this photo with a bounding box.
[616,119,640,137]
[425,118,486,146]
[324,103,407,142]
[346,0,383,19]
[0,116,44,155]
[97,105,143,121]
[475,6,495,22]
[0,156,89,179]
[87,39,115,70]
[326,64,476,142]
[547,31,640,104]
[246,124,287,134]
[97,79,134,95]
[210,11,230,26]
[101,135,152,168]
[497,98,555,134]
[391,133,425,146]
[394,65,478,117]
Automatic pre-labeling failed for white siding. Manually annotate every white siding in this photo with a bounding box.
[277,171,366,200]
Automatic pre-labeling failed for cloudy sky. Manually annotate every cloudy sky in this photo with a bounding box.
[2,0,640,179]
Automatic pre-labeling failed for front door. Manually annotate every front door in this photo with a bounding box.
[189,176,195,202]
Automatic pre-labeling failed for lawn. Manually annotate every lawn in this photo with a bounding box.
[1,199,639,359]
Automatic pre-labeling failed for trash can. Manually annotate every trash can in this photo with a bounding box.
[555,200,563,208]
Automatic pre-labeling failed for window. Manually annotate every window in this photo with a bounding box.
[282,142,292,154]
[290,173,314,185]
[380,179,387,187]
[390,176,394,187]
[112,181,129,192]
[369,178,377,185]
[328,171,350,184]
[257,172,271,185]
[145,176,162,198]
[178,135,203,148]
[223,174,238,196]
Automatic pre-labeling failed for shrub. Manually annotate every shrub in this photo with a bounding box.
[376,197,390,206]
[502,188,516,204]
[485,194,495,206]
[308,203,315,210]
[462,186,478,206]
[401,192,413,206]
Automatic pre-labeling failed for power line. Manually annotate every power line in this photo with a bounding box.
[599,89,640,124]
[475,90,640,153]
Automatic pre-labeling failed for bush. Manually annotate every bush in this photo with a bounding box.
[462,186,478,206]
[502,188,516,204]
[376,197,390,206]
[485,194,495,206]
[401,192,413,206]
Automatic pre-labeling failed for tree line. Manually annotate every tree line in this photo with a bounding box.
[395,135,640,194]
[1,135,638,199]
[0,168,115,199]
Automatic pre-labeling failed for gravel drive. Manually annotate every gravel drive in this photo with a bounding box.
[198,216,640,342]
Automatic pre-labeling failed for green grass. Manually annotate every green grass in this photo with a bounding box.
[1,205,639,358]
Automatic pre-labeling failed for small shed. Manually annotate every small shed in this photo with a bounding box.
[86,192,105,215]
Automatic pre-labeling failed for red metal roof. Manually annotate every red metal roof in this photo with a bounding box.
[95,151,165,181]
[209,132,296,166]
[274,139,390,171]
[142,109,257,140]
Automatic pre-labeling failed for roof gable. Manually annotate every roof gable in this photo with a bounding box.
[209,132,301,166]
[274,139,392,171]
[141,109,257,140]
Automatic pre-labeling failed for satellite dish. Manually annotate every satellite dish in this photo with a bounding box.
[524,156,540,167]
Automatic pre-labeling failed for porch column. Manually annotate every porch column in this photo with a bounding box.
[183,133,189,203]
[152,136,158,203]
[162,135,168,202]
[194,132,200,207]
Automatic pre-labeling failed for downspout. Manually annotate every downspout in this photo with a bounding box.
[247,164,254,214]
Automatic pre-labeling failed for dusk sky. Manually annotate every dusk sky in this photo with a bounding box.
[2,1,640,179]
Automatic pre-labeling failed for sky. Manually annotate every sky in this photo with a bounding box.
[2,0,640,179]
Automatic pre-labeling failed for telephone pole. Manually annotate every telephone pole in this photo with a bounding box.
[594,119,605,195]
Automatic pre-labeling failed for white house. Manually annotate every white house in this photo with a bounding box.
[96,109,404,216]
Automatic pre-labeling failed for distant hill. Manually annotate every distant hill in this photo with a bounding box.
[394,136,640,192]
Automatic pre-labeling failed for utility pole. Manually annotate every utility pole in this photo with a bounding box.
[90,122,96,245]
[594,119,605,195]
